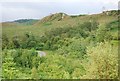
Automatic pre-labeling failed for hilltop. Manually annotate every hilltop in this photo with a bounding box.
[40,13,70,22]
[35,13,71,25]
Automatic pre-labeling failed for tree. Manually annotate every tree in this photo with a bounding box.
[12,36,20,48]
[96,26,112,42]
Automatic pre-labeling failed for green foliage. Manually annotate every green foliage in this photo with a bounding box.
[80,21,98,32]
[31,67,38,79]
[82,42,118,79]
[2,34,9,49]
[57,38,87,59]
[37,54,86,79]
[10,49,38,68]
[2,10,118,79]
[72,68,85,79]
[2,52,19,79]
[2,41,118,79]
[96,26,112,42]
[106,20,119,40]
[12,36,21,48]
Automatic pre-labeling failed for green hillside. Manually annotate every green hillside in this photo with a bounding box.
[14,19,38,25]
[2,10,119,79]
[2,10,118,38]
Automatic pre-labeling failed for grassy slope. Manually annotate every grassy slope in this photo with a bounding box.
[2,11,118,39]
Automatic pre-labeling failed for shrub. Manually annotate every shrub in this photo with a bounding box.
[83,42,118,79]
[2,34,9,49]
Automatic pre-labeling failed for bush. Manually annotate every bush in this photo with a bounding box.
[83,42,118,79]
[2,34,9,49]
[12,36,20,48]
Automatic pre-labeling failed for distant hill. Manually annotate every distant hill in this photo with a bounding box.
[14,19,38,25]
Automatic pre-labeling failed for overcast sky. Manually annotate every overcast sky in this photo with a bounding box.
[0,0,118,22]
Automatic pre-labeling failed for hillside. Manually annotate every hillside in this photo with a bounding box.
[2,10,118,39]
[2,10,119,79]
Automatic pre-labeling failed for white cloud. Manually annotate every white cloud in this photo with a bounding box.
[0,0,119,3]
[0,0,83,2]
[96,0,118,5]
[0,4,2,22]
[0,0,118,22]
[1,6,45,21]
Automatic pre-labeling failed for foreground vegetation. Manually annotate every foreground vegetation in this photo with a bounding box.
[2,10,119,79]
